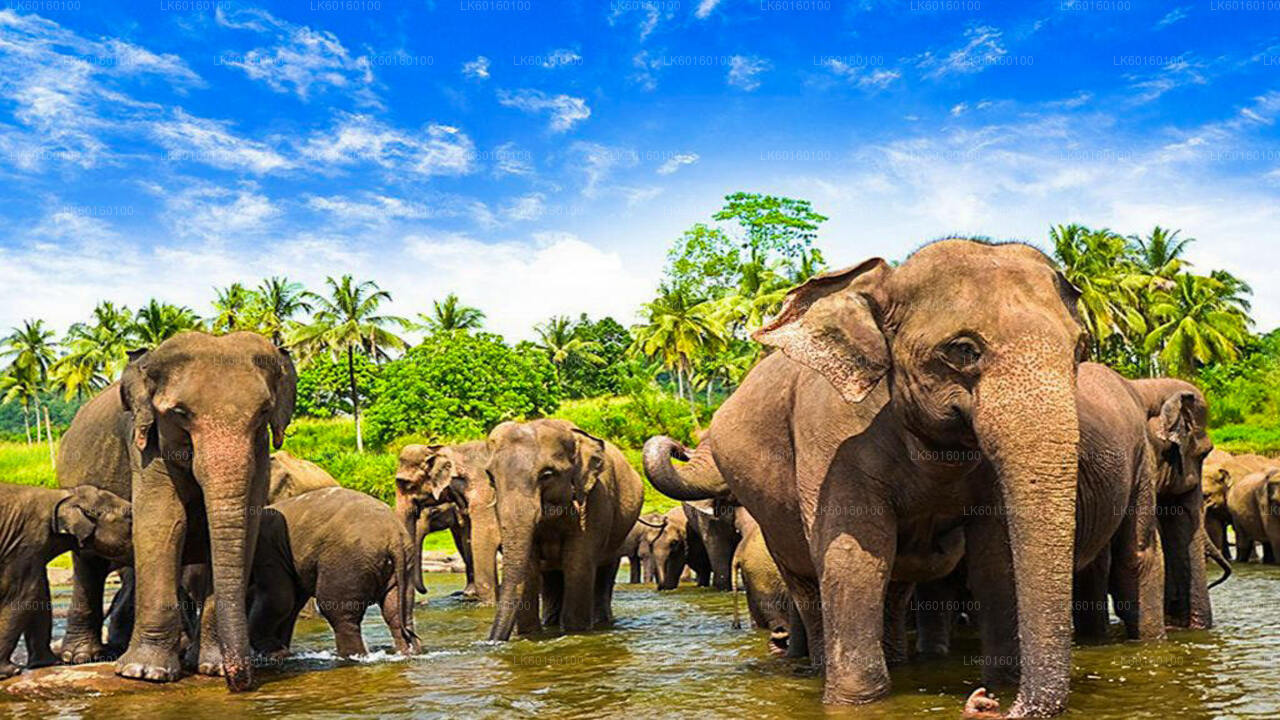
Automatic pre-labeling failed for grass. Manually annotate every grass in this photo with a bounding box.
[1210,422,1280,457]
[0,440,57,488]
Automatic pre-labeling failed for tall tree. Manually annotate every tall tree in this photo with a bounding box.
[631,285,726,406]
[1145,273,1251,378]
[416,293,486,333]
[210,283,258,334]
[1051,224,1141,356]
[1130,226,1193,279]
[2,319,57,462]
[290,275,408,452]
[54,301,136,398]
[134,300,201,346]
[535,315,603,384]
[253,277,312,344]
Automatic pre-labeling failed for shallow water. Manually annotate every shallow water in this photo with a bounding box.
[6,564,1280,719]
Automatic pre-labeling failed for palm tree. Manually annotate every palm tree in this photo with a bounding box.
[1145,273,1250,378]
[1130,226,1193,280]
[631,285,726,405]
[1209,269,1252,314]
[135,300,201,346]
[2,319,58,463]
[1051,224,1142,357]
[535,316,603,382]
[290,275,408,452]
[0,365,40,444]
[210,283,258,334]
[53,302,137,398]
[416,293,486,333]
[254,277,312,344]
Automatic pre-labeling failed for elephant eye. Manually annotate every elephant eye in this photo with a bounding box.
[538,468,556,481]
[940,337,983,371]
[170,405,191,418]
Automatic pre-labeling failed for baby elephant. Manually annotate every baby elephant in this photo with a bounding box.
[0,484,132,678]
[248,487,420,659]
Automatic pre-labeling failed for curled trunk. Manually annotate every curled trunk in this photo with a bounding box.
[643,436,728,502]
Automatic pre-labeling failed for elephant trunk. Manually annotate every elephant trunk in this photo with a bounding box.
[489,498,540,641]
[396,492,427,594]
[197,433,260,692]
[643,436,728,502]
[975,359,1079,718]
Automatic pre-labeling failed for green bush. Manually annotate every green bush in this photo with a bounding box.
[294,352,379,419]
[556,390,710,450]
[365,331,560,447]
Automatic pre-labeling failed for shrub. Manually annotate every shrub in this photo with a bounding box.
[557,389,710,450]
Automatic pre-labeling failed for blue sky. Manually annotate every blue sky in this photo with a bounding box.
[1,0,1278,339]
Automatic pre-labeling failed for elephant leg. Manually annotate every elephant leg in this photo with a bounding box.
[776,566,820,663]
[61,552,111,664]
[1073,552,1111,641]
[467,508,499,606]
[915,576,957,657]
[593,560,620,626]
[196,588,227,676]
[23,573,58,669]
[105,568,135,655]
[1263,541,1276,565]
[1263,518,1280,571]
[116,479,187,683]
[248,582,295,657]
[629,554,642,584]
[451,519,477,599]
[560,559,597,633]
[705,526,736,592]
[380,582,419,655]
[540,570,565,628]
[965,512,1021,689]
[321,598,367,658]
[0,585,27,676]
[515,572,542,636]
[1112,479,1165,640]
[882,581,912,667]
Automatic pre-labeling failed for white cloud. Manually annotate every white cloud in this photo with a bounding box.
[1128,55,1210,103]
[462,56,490,80]
[497,88,591,132]
[158,183,279,241]
[541,49,582,68]
[151,110,292,174]
[298,113,476,176]
[695,0,722,19]
[215,7,373,102]
[727,55,769,91]
[657,152,699,175]
[824,58,900,90]
[1155,6,1190,29]
[306,193,433,223]
[916,25,1007,79]
[950,102,968,116]
[491,141,534,176]
[631,51,661,91]
[570,141,637,197]
[501,193,546,221]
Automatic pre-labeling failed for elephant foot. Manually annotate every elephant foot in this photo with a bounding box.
[197,641,225,677]
[25,650,59,670]
[0,662,20,679]
[459,583,479,600]
[59,635,110,665]
[963,688,1002,719]
[768,629,789,656]
[115,643,182,683]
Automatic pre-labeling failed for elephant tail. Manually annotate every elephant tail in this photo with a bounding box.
[643,435,729,502]
[731,550,743,630]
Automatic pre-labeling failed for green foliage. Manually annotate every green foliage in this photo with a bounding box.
[365,330,560,447]
[294,352,379,419]
[552,315,632,398]
[281,418,399,503]
[556,387,712,450]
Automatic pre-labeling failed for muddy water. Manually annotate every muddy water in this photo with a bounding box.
[5,565,1280,719]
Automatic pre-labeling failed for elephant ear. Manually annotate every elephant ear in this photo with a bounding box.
[119,348,156,453]
[1156,390,1198,447]
[52,491,97,546]
[572,428,607,531]
[269,347,297,450]
[753,258,892,404]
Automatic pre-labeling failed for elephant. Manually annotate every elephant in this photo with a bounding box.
[1203,450,1276,561]
[487,419,643,640]
[0,485,133,679]
[1226,469,1280,564]
[647,239,1086,716]
[394,442,500,604]
[617,513,667,584]
[643,438,737,590]
[732,510,791,655]
[247,487,419,658]
[1127,378,1219,627]
[56,331,296,690]
[268,451,339,503]
[645,507,692,590]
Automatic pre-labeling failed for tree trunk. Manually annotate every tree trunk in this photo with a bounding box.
[675,364,685,400]
[21,408,31,445]
[348,345,363,453]
[43,404,55,470]
[33,400,42,443]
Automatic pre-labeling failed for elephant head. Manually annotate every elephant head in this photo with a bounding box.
[1149,388,1213,497]
[120,331,295,691]
[756,239,1084,717]
[1202,465,1231,516]
[53,486,134,562]
[394,444,474,593]
[642,516,687,590]
[486,419,606,641]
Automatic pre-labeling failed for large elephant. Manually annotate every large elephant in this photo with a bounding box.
[394,442,500,604]
[57,331,295,690]
[0,485,133,679]
[487,419,643,640]
[1127,378,1217,627]
[648,239,1085,716]
[1203,450,1276,560]
[248,487,419,658]
[268,451,339,503]
[1226,469,1280,563]
[644,438,737,590]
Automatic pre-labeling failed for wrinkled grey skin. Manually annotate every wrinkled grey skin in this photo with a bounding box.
[1226,469,1280,566]
[268,451,339,504]
[487,420,643,640]
[645,507,691,591]
[57,331,295,690]
[0,485,133,679]
[732,510,791,655]
[617,513,666,584]
[248,487,419,658]
[647,240,1085,716]
[394,442,500,604]
[643,439,736,590]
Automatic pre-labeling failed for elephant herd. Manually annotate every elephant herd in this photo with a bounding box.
[0,238,1266,719]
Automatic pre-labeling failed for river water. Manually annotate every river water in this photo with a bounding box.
[4,565,1279,719]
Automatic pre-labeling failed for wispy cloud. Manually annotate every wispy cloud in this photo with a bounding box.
[298,113,476,176]
[1128,55,1209,103]
[1155,6,1190,29]
[541,48,582,68]
[497,88,591,132]
[657,152,699,175]
[695,0,722,19]
[824,58,900,90]
[462,55,490,80]
[916,25,1007,79]
[151,110,291,174]
[727,55,769,91]
[215,7,374,103]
